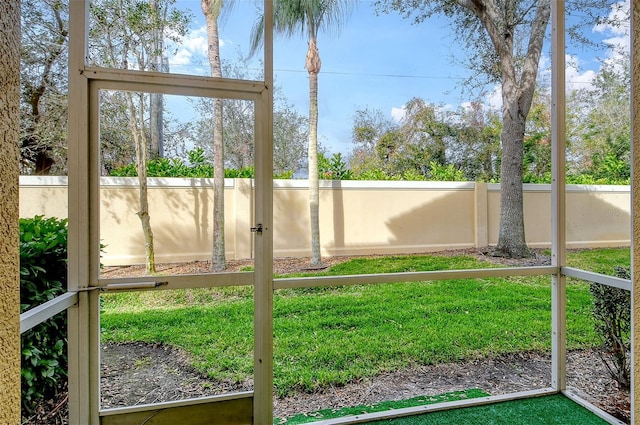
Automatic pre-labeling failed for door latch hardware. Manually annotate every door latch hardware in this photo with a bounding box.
[250,223,263,234]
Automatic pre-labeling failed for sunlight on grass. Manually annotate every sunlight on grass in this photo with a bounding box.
[100,249,628,396]
[566,247,630,274]
[279,254,499,279]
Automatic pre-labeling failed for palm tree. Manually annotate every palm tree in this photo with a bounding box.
[251,0,352,267]
[202,0,228,271]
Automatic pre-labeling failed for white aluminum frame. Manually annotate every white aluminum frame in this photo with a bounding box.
[551,0,567,394]
[64,0,274,423]
[18,0,634,424]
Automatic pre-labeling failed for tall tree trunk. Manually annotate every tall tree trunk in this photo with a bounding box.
[125,92,156,274]
[470,0,549,258]
[212,96,225,271]
[202,0,226,271]
[494,59,530,258]
[149,0,164,159]
[307,37,322,267]
[149,93,163,159]
[496,99,529,258]
[0,2,21,422]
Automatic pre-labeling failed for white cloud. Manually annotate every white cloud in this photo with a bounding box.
[486,85,502,111]
[184,25,211,56]
[390,102,454,122]
[526,1,629,98]
[594,0,630,55]
[566,70,597,93]
[588,0,630,85]
[594,0,630,36]
[170,48,194,66]
[565,54,597,92]
[390,106,406,122]
[167,25,226,69]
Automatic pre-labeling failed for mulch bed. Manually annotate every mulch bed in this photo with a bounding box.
[99,248,553,278]
[22,249,631,424]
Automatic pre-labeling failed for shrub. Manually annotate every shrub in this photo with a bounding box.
[109,148,277,179]
[428,161,465,181]
[20,216,68,413]
[319,152,352,180]
[589,265,630,389]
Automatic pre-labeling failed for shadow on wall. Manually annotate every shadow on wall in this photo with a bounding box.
[485,184,630,249]
[99,178,222,266]
[321,182,478,258]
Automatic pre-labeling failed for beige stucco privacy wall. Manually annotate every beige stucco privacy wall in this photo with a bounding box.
[486,183,631,249]
[19,176,631,266]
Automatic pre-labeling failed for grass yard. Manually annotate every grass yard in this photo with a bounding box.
[100,248,629,397]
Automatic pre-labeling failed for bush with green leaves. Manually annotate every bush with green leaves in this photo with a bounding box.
[427,161,465,181]
[20,216,68,413]
[589,266,630,389]
[109,148,296,179]
[319,152,353,180]
[109,148,215,178]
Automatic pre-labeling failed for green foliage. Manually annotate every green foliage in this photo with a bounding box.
[428,161,465,181]
[566,172,629,186]
[350,163,464,182]
[224,166,255,178]
[20,216,68,413]
[353,168,400,181]
[274,170,295,179]
[591,152,630,184]
[400,169,426,181]
[589,266,631,389]
[109,148,260,178]
[319,152,352,180]
[522,137,551,183]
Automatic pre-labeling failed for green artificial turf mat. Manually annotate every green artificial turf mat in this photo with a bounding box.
[363,394,609,424]
[275,389,489,425]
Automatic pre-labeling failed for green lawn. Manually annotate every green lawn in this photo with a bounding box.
[100,248,629,397]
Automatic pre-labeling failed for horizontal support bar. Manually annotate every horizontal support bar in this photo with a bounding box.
[98,271,254,291]
[274,266,558,290]
[99,392,253,425]
[99,391,253,417]
[310,388,557,424]
[104,281,168,291]
[562,389,627,425]
[84,67,264,100]
[562,267,631,291]
[20,292,78,334]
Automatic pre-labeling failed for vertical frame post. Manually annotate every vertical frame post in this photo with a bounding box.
[67,0,94,423]
[68,2,102,423]
[254,0,275,422]
[550,0,567,392]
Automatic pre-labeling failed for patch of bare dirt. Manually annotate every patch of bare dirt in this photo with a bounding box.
[99,247,553,278]
[93,343,629,423]
[21,389,68,425]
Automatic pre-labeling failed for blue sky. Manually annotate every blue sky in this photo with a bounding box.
[168,0,629,156]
